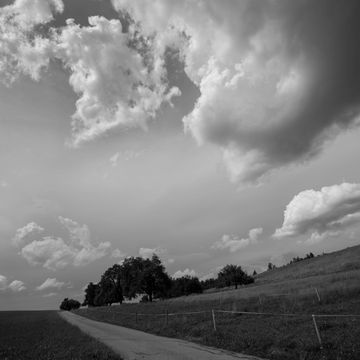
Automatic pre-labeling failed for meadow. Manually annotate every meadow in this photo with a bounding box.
[0,311,122,360]
[76,245,360,360]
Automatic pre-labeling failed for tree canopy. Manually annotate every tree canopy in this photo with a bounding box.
[77,255,255,308]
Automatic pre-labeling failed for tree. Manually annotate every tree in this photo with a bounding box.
[120,256,144,300]
[116,254,171,302]
[60,298,81,311]
[139,254,171,301]
[83,282,97,307]
[218,264,254,289]
[253,270,257,276]
[100,264,124,305]
[267,262,276,271]
[170,276,203,297]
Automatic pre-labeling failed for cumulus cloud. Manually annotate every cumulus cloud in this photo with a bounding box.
[0,0,63,85]
[0,275,26,292]
[8,280,26,292]
[16,217,110,270]
[274,183,360,241]
[112,0,360,184]
[2,1,360,184]
[139,247,166,259]
[172,268,196,279]
[12,222,44,247]
[54,16,180,146]
[43,292,57,297]
[36,277,66,291]
[212,227,263,252]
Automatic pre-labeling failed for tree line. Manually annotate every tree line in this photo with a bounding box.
[60,255,254,309]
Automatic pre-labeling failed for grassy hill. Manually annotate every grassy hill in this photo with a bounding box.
[76,244,360,360]
[257,244,360,283]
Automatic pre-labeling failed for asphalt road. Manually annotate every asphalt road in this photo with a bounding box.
[59,311,265,360]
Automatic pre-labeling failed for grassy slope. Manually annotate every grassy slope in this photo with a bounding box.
[256,244,360,283]
[76,244,360,360]
[0,311,122,360]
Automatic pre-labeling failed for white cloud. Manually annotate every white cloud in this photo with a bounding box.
[12,222,44,247]
[111,0,360,185]
[110,152,120,167]
[199,272,216,282]
[2,1,360,185]
[8,280,26,292]
[0,275,26,292]
[36,277,65,291]
[172,268,196,279]
[212,227,263,252]
[0,0,63,85]
[274,183,360,240]
[43,292,57,297]
[139,247,166,259]
[0,275,7,290]
[17,217,110,270]
[111,248,126,259]
[54,16,180,147]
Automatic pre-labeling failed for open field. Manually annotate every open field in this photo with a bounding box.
[0,311,122,360]
[76,245,360,360]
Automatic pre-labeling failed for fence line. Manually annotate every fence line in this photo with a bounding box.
[81,307,360,349]
[214,309,307,317]
[84,307,360,319]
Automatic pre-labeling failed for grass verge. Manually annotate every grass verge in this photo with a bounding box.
[76,280,360,360]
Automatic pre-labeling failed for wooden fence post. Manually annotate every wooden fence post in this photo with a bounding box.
[165,310,168,326]
[312,315,323,349]
[212,309,217,331]
[135,312,138,324]
[314,287,321,302]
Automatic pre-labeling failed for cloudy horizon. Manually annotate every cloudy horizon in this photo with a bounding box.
[1,0,360,310]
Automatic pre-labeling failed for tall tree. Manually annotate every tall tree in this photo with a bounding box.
[139,254,171,301]
[83,282,97,307]
[101,264,124,305]
[218,264,253,289]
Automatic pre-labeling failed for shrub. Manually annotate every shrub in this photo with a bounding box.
[60,298,81,311]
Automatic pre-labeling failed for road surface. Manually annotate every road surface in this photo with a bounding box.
[59,311,265,360]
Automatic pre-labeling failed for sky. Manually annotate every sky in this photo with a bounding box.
[1,0,360,310]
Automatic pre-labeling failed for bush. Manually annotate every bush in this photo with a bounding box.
[60,298,81,311]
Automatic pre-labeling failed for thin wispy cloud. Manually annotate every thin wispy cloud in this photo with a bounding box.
[36,278,66,291]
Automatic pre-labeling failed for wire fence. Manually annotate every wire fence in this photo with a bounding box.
[80,305,360,349]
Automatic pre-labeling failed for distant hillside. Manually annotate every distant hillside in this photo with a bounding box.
[256,244,360,283]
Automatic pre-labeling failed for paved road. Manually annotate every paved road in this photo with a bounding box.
[59,311,265,360]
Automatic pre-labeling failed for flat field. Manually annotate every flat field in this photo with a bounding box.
[76,245,360,360]
[0,311,122,360]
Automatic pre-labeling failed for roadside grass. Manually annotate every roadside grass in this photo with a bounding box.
[76,271,360,360]
[0,311,122,360]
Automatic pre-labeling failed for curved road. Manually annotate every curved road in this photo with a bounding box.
[59,311,265,360]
